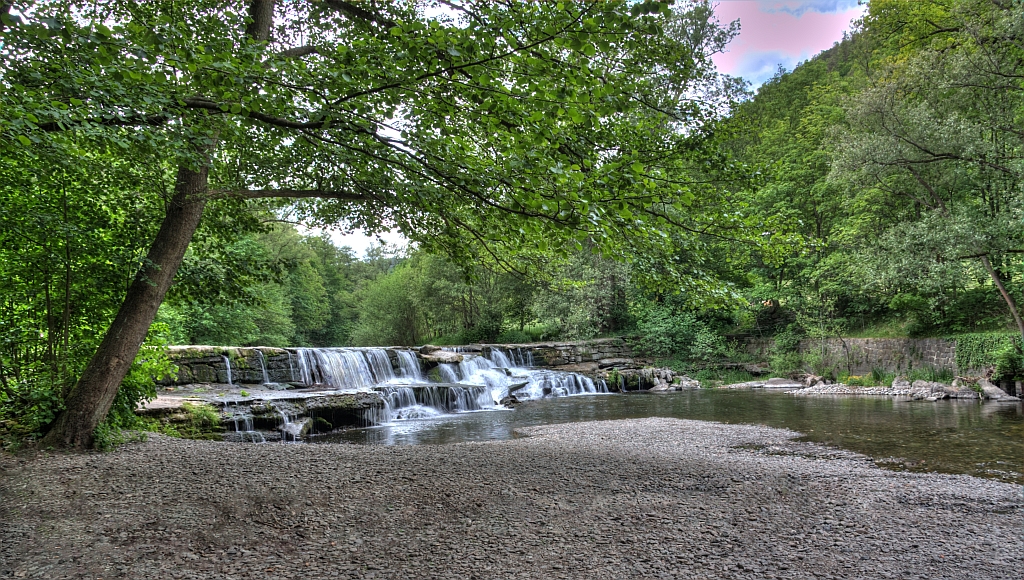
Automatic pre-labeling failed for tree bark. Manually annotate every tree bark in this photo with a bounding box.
[980,254,1024,342]
[40,166,209,448]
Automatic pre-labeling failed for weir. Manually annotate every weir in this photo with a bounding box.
[162,345,613,442]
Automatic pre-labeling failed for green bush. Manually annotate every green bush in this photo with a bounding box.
[137,401,223,442]
[906,366,954,384]
[92,324,177,450]
[496,329,532,344]
[768,352,803,375]
[954,333,1020,372]
[0,371,66,444]
[630,303,697,357]
[991,343,1023,380]
[522,323,557,342]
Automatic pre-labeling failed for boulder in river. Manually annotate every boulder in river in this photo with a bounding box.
[977,378,1019,400]
[911,380,946,394]
[892,376,911,389]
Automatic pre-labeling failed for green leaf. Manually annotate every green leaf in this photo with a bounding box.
[17,135,31,147]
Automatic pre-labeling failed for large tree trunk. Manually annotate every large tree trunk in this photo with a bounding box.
[40,0,274,449]
[41,166,208,448]
[980,254,1024,343]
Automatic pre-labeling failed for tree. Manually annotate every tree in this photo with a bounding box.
[830,0,1024,339]
[2,0,744,447]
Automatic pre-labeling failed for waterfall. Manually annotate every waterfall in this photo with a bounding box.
[293,347,397,390]
[221,355,233,386]
[436,363,460,383]
[396,350,425,382]
[286,351,296,382]
[255,349,270,385]
[262,345,609,430]
[227,402,264,443]
[489,348,514,368]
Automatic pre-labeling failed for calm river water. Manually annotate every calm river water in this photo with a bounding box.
[313,389,1024,484]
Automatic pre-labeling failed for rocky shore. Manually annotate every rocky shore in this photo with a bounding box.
[2,418,1021,579]
[789,377,1021,402]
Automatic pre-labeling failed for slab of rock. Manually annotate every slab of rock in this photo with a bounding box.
[597,357,635,368]
[723,381,766,389]
[911,380,947,394]
[970,379,1019,401]
[419,350,464,364]
[552,362,599,373]
[305,392,385,428]
[676,377,701,389]
[764,378,803,389]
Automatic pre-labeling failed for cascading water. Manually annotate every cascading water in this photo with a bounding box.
[227,402,264,443]
[255,349,270,385]
[395,351,426,382]
[221,355,233,386]
[293,347,397,390]
[252,346,609,431]
[436,364,460,383]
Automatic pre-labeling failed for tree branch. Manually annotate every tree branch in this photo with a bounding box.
[324,0,397,28]
[277,45,318,59]
[210,188,371,201]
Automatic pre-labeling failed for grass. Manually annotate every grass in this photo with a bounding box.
[844,316,1014,339]
[137,402,224,441]
[838,366,954,387]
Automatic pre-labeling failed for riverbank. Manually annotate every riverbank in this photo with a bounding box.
[2,418,1020,579]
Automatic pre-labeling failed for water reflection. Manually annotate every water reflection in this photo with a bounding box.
[311,390,1024,483]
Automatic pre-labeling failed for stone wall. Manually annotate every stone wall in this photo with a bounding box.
[802,338,958,375]
[503,337,637,368]
[162,346,297,385]
[742,337,964,375]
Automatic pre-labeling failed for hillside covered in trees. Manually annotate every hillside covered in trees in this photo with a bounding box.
[1,0,1022,446]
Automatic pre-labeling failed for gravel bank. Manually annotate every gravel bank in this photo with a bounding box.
[2,418,1021,579]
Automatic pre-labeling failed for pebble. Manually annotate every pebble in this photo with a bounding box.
[1,418,1021,579]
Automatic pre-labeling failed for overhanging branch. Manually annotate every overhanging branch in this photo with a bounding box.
[210,188,371,202]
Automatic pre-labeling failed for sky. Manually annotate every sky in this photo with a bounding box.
[711,0,867,88]
[326,1,868,257]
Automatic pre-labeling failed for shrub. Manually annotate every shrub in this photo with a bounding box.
[769,352,802,375]
[906,366,954,384]
[991,343,1022,380]
[629,305,691,357]
[495,329,532,344]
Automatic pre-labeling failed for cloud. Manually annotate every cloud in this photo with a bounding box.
[757,0,862,17]
[728,50,800,87]
[711,1,866,88]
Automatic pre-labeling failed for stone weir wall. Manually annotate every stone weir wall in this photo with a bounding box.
[161,338,640,387]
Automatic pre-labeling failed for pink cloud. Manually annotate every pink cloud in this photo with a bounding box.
[711,1,866,84]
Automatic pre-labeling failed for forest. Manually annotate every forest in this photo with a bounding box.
[1,0,1022,448]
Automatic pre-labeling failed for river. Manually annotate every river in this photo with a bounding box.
[313,389,1024,484]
